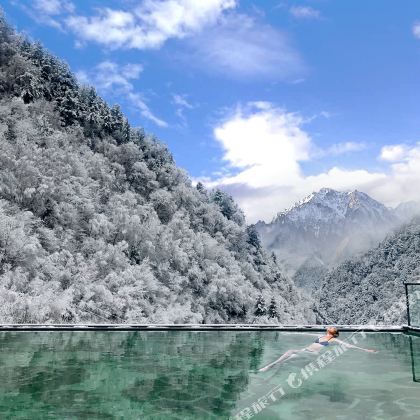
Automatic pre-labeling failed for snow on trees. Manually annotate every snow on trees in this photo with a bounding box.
[254,295,267,317]
[0,14,310,324]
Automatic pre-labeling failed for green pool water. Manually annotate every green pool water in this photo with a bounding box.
[0,331,419,419]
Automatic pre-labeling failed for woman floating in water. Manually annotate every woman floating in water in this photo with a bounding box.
[258,327,377,372]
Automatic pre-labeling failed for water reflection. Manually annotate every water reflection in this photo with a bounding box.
[409,335,420,382]
[0,331,418,419]
[0,331,263,419]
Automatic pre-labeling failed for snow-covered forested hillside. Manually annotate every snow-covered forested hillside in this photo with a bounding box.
[0,14,313,324]
[315,219,420,324]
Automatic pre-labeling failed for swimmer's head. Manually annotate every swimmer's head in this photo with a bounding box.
[327,327,339,337]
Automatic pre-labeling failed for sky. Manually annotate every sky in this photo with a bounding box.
[3,0,420,222]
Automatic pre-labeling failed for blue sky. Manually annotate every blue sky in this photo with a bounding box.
[3,0,420,221]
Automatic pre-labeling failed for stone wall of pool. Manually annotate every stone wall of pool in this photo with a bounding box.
[0,324,418,333]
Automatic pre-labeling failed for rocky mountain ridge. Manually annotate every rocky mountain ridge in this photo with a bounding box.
[256,188,413,288]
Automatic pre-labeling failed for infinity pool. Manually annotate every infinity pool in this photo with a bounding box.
[0,331,419,419]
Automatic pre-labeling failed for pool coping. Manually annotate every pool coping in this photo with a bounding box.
[0,324,418,333]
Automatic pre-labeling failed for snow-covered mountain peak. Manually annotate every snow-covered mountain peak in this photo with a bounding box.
[273,188,390,223]
[272,188,393,226]
[256,188,406,290]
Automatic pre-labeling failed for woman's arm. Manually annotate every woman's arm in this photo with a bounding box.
[333,338,377,353]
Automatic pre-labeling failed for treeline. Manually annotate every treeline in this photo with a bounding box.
[315,219,420,324]
[0,13,312,324]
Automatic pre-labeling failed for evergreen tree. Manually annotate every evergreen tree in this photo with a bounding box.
[268,297,279,319]
[212,189,245,225]
[271,251,277,264]
[16,69,43,103]
[4,120,16,143]
[246,225,261,249]
[254,295,267,316]
[110,104,124,131]
[196,182,206,194]
[59,92,79,126]
[80,87,100,127]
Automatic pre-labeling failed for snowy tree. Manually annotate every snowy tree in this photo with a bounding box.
[271,252,277,264]
[212,189,245,225]
[0,14,311,325]
[4,119,16,143]
[315,218,420,325]
[196,182,206,195]
[254,295,267,317]
[268,297,279,319]
[16,68,43,103]
[246,225,261,249]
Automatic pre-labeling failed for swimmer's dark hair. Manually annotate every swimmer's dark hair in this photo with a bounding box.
[327,327,339,337]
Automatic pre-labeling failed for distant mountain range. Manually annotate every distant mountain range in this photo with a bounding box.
[256,188,419,289]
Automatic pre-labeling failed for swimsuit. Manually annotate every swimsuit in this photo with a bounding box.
[314,337,330,346]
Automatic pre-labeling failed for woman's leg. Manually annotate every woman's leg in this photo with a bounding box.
[258,348,304,372]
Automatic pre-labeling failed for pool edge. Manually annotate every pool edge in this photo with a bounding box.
[0,324,413,332]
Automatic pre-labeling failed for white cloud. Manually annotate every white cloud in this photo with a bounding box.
[373,142,420,206]
[290,78,306,85]
[289,6,320,19]
[34,0,74,15]
[12,0,74,29]
[77,61,143,91]
[211,102,310,189]
[413,22,420,39]
[172,94,193,109]
[172,93,195,126]
[319,111,332,119]
[65,0,236,49]
[77,61,167,128]
[186,14,304,80]
[203,104,420,222]
[15,0,303,80]
[121,63,145,79]
[128,92,168,128]
[380,144,408,162]
[315,141,366,158]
